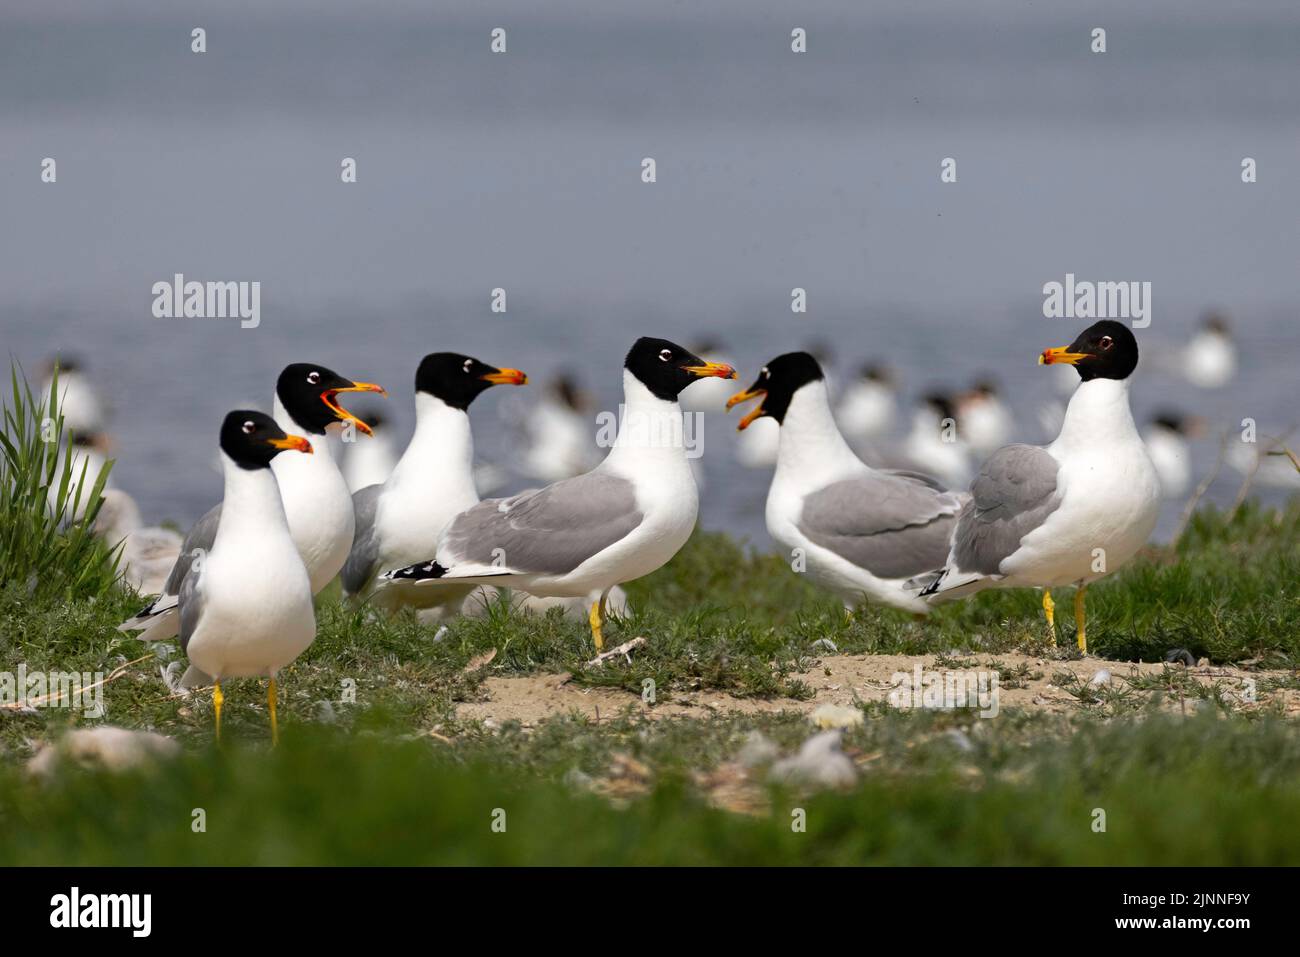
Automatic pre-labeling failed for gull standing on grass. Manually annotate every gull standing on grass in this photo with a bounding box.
[341,353,527,615]
[917,321,1160,653]
[118,364,384,652]
[177,411,316,744]
[726,352,965,613]
[380,337,736,649]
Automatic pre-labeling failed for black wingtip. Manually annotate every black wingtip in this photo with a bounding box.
[917,569,947,597]
[384,560,449,582]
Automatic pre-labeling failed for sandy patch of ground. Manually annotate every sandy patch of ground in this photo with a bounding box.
[456,652,1300,726]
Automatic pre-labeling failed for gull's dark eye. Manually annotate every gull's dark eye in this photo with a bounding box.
[1099,336,1114,350]
[761,367,770,379]
[463,359,473,373]
[242,421,256,435]
[658,349,672,363]
[307,371,321,385]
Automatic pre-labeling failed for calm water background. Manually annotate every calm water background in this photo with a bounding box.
[3,1,1298,544]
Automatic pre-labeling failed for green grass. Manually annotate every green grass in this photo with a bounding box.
[3,710,1299,865]
[0,360,120,601]
[0,497,1297,864]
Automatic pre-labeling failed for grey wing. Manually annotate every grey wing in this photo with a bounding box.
[441,471,643,576]
[341,484,383,595]
[163,503,222,595]
[951,444,1061,576]
[797,471,965,580]
[177,564,205,655]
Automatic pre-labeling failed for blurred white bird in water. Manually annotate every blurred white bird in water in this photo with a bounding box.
[1227,429,1300,489]
[41,356,108,435]
[1181,312,1236,389]
[519,372,600,482]
[957,376,1015,459]
[1142,411,1203,499]
[892,392,973,491]
[835,361,899,446]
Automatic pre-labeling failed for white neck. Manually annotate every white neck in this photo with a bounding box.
[1051,377,1141,453]
[272,396,335,460]
[213,452,290,548]
[775,381,865,482]
[602,371,694,471]
[388,393,477,501]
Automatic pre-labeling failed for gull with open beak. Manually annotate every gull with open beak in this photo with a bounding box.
[119,363,386,674]
[379,337,736,650]
[342,353,529,615]
[917,321,1160,653]
[727,353,966,613]
[176,411,316,744]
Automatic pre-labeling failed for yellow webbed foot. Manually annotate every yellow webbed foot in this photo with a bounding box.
[1042,590,1057,646]
[589,599,604,652]
[268,677,279,746]
[1074,585,1088,655]
[213,680,224,745]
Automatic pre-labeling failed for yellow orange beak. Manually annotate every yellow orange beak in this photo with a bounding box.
[480,368,529,386]
[269,433,313,454]
[683,361,738,379]
[322,381,387,436]
[726,387,767,431]
[1039,347,1090,366]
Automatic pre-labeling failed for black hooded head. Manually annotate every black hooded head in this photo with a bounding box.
[1040,320,1139,382]
[623,337,736,401]
[726,351,824,429]
[920,391,958,423]
[275,363,385,435]
[858,362,895,386]
[415,353,527,411]
[219,410,312,470]
[1202,312,1230,336]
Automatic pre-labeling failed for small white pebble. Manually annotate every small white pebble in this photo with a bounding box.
[943,729,975,753]
[810,702,864,730]
[736,730,780,768]
[313,701,338,723]
[769,731,857,790]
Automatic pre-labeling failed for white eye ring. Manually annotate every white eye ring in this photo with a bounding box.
[307,371,321,385]
[658,349,672,362]
[242,421,256,434]
[1099,336,1113,350]
[463,359,473,373]
[761,367,770,378]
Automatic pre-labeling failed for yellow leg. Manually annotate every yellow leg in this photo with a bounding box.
[1042,590,1056,645]
[268,677,279,746]
[1074,585,1088,655]
[589,599,604,651]
[213,681,224,744]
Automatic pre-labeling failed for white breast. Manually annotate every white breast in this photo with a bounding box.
[272,435,356,592]
[184,458,315,680]
[1002,378,1159,587]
